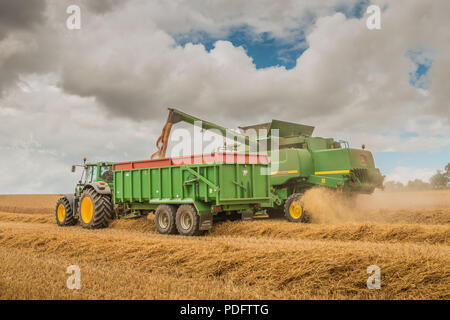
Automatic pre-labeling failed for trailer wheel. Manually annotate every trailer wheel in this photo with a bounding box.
[78,188,113,229]
[55,197,77,226]
[284,193,309,223]
[155,204,178,234]
[176,204,201,236]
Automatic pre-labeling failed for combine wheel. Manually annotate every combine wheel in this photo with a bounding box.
[55,197,77,226]
[155,204,178,234]
[284,193,310,223]
[79,188,113,229]
[176,204,201,236]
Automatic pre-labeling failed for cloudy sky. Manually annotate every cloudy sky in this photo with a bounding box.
[0,0,449,193]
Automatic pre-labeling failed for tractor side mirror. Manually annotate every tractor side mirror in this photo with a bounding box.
[71,165,76,173]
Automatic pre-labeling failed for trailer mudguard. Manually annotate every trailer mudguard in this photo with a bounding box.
[199,213,213,230]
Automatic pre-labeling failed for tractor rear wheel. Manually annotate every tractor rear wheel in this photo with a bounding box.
[176,204,201,236]
[55,197,77,226]
[284,193,310,223]
[155,204,178,234]
[78,188,113,229]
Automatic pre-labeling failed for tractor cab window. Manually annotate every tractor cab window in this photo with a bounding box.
[87,165,97,183]
[100,165,113,183]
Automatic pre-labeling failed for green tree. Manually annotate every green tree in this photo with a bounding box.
[384,181,405,191]
[430,170,449,189]
[406,179,431,191]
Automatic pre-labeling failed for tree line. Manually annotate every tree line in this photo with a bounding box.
[384,163,449,191]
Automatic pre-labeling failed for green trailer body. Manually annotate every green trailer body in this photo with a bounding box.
[112,160,272,215]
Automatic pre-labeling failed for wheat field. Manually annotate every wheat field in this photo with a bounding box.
[0,190,449,300]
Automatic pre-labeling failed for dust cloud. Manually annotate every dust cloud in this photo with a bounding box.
[302,188,450,224]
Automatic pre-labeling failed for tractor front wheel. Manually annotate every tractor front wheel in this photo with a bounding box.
[55,197,77,226]
[78,188,113,229]
[284,193,310,223]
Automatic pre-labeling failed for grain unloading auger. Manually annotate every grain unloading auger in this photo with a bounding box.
[151,108,250,159]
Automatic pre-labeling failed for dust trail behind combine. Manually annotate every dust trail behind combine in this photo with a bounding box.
[302,188,450,224]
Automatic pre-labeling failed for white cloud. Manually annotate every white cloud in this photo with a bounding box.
[385,166,438,184]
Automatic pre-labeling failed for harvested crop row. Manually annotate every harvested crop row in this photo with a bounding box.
[0,212,55,224]
[0,247,274,300]
[1,211,448,245]
[210,219,450,244]
[0,221,448,299]
[0,195,61,214]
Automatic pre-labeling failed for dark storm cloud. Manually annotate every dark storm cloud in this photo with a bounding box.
[0,0,54,97]
[81,0,124,14]
[0,0,47,39]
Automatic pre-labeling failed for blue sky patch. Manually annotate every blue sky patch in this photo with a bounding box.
[374,149,450,174]
[407,49,435,89]
[174,1,373,70]
[175,26,308,70]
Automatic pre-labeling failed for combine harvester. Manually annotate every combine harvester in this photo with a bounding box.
[55,108,384,236]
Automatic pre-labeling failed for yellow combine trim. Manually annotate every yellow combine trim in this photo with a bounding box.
[271,170,298,175]
[314,169,350,175]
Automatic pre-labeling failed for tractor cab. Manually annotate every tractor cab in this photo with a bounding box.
[72,160,113,197]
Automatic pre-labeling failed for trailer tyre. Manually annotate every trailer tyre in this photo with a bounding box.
[79,188,113,229]
[55,197,77,226]
[176,205,201,236]
[284,193,309,223]
[155,204,178,234]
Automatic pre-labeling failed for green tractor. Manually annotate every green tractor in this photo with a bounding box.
[55,158,115,228]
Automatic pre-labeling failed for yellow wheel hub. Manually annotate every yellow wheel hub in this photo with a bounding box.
[80,197,94,224]
[289,200,303,219]
[57,204,66,222]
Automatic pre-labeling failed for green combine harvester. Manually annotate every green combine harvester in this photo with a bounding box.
[55,108,384,236]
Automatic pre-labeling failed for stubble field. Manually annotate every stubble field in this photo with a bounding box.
[0,189,449,299]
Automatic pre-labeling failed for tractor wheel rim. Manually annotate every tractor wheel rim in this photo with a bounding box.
[80,197,94,224]
[289,200,303,219]
[57,204,66,222]
[180,211,192,230]
[159,212,169,229]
